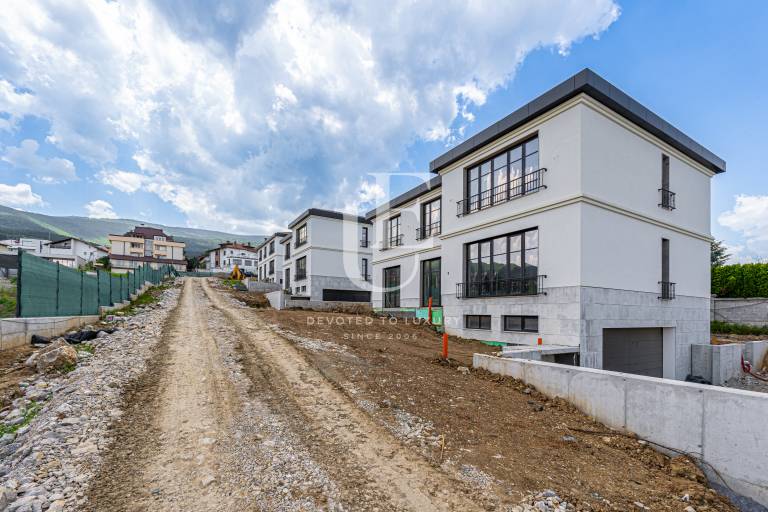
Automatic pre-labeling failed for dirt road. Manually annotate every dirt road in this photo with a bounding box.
[85,278,490,511]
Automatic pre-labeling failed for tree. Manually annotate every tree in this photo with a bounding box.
[96,256,111,270]
[186,256,199,270]
[711,240,729,267]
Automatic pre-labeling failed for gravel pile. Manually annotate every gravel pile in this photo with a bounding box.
[0,286,180,512]
[726,372,768,394]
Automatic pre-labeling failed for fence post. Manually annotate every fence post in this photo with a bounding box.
[15,252,22,317]
[55,263,60,316]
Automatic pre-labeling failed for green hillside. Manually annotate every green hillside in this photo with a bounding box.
[0,204,266,256]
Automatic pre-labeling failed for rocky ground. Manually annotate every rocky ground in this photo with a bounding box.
[0,277,745,511]
[725,371,768,394]
[0,285,179,511]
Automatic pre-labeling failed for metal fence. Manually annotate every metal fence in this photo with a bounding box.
[16,252,174,318]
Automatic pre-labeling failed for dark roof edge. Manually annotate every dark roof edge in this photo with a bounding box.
[429,68,725,174]
[287,208,371,229]
[365,175,442,219]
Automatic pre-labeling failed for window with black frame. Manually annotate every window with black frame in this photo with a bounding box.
[383,266,400,308]
[420,198,441,239]
[464,136,540,214]
[387,216,402,247]
[296,224,308,247]
[296,256,307,280]
[421,258,441,306]
[463,228,539,298]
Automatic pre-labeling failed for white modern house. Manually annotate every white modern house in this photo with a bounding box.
[40,237,108,268]
[201,241,260,274]
[0,238,50,256]
[283,209,373,302]
[256,232,290,283]
[368,69,724,380]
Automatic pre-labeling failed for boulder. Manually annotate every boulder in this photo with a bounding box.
[25,339,77,374]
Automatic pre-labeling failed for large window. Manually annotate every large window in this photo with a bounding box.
[387,216,402,247]
[419,198,441,239]
[421,258,441,306]
[362,258,369,280]
[361,226,369,248]
[465,315,491,330]
[296,256,307,280]
[462,136,540,215]
[296,224,308,247]
[503,315,539,332]
[383,266,400,308]
[269,260,275,275]
[284,243,290,259]
[269,241,275,254]
[461,228,539,298]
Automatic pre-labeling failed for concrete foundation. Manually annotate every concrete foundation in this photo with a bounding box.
[474,353,768,507]
[1,315,100,351]
[691,340,768,385]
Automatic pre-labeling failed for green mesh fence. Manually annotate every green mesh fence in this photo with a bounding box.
[16,252,173,318]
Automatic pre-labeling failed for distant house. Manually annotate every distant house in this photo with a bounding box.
[256,232,291,284]
[108,225,186,273]
[0,238,50,256]
[0,241,13,255]
[201,241,260,274]
[39,237,108,268]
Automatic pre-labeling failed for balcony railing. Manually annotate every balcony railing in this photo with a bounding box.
[456,275,546,299]
[360,239,369,248]
[659,188,676,210]
[659,281,676,300]
[295,271,307,281]
[457,168,547,217]
[295,239,307,248]
[380,234,404,250]
[416,222,441,240]
[362,274,371,282]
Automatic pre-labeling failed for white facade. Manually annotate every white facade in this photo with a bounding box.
[40,238,108,268]
[255,233,290,284]
[368,70,723,380]
[202,243,260,274]
[283,210,373,302]
[0,238,50,256]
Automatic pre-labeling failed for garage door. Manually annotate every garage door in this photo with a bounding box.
[322,289,372,302]
[603,328,663,377]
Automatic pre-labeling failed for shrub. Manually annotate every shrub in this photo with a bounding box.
[711,320,768,336]
[711,263,768,298]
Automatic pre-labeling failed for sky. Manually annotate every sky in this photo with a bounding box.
[0,0,766,262]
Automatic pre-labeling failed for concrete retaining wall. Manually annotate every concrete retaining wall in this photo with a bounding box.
[245,280,281,293]
[265,290,283,310]
[712,298,768,326]
[1,315,100,351]
[474,353,768,507]
[691,341,768,384]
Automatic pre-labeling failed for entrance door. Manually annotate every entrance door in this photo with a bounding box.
[383,266,400,308]
[603,328,663,377]
[421,258,441,306]
[284,268,290,290]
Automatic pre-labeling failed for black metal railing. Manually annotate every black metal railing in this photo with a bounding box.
[295,238,307,248]
[416,222,441,240]
[362,274,371,282]
[457,168,547,217]
[659,281,676,300]
[381,234,404,250]
[295,272,307,281]
[360,239,369,248]
[659,188,676,210]
[456,275,546,299]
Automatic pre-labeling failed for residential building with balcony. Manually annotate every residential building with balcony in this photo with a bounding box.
[39,237,107,268]
[282,209,372,302]
[108,226,186,273]
[201,241,260,274]
[368,69,724,380]
[255,232,290,283]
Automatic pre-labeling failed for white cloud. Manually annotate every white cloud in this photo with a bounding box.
[97,169,147,193]
[0,0,620,231]
[0,182,43,207]
[2,139,77,184]
[85,199,118,219]
[718,195,768,261]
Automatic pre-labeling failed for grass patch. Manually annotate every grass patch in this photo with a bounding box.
[0,401,42,436]
[76,343,95,354]
[109,282,172,317]
[711,320,768,336]
[0,287,16,318]
[60,362,77,374]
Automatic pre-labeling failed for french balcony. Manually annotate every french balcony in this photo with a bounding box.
[380,234,404,251]
[456,275,546,299]
[360,239,369,248]
[659,281,676,300]
[659,188,676,210]
[457,168,547,217]
[416,222,442,240]
[295,272,307,281]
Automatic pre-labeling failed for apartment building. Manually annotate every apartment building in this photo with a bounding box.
[368,69,724,380]
[108,226,186,273]
[255,232,290,283]
[40,237,107,268]
[202,241,260,274]
[0,238,50,256]
[283,209,372,301]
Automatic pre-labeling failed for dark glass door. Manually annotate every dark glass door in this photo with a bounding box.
[383,266,400,308]
[421,258,441,306]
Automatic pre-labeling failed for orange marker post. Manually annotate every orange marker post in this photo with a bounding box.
[427,296,433,325]
[537,337,543,346]
[442,333,448,359]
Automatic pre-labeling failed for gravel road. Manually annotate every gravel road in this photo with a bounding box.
[84,278,494,511]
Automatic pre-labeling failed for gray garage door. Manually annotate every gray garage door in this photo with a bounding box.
[603,328,663,377]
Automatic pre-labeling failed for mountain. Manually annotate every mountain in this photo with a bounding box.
[0,204,267,257]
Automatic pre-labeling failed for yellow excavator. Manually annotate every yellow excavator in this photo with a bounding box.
[230,264,244,281]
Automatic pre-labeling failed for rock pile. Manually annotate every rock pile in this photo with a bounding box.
[0,286,180,512]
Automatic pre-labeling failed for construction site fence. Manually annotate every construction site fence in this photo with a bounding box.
[16,252,174,318]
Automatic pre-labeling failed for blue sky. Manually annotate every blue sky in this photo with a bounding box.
[0,0,766,261]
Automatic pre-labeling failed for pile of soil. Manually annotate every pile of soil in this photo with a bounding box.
[0,345,35,408]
